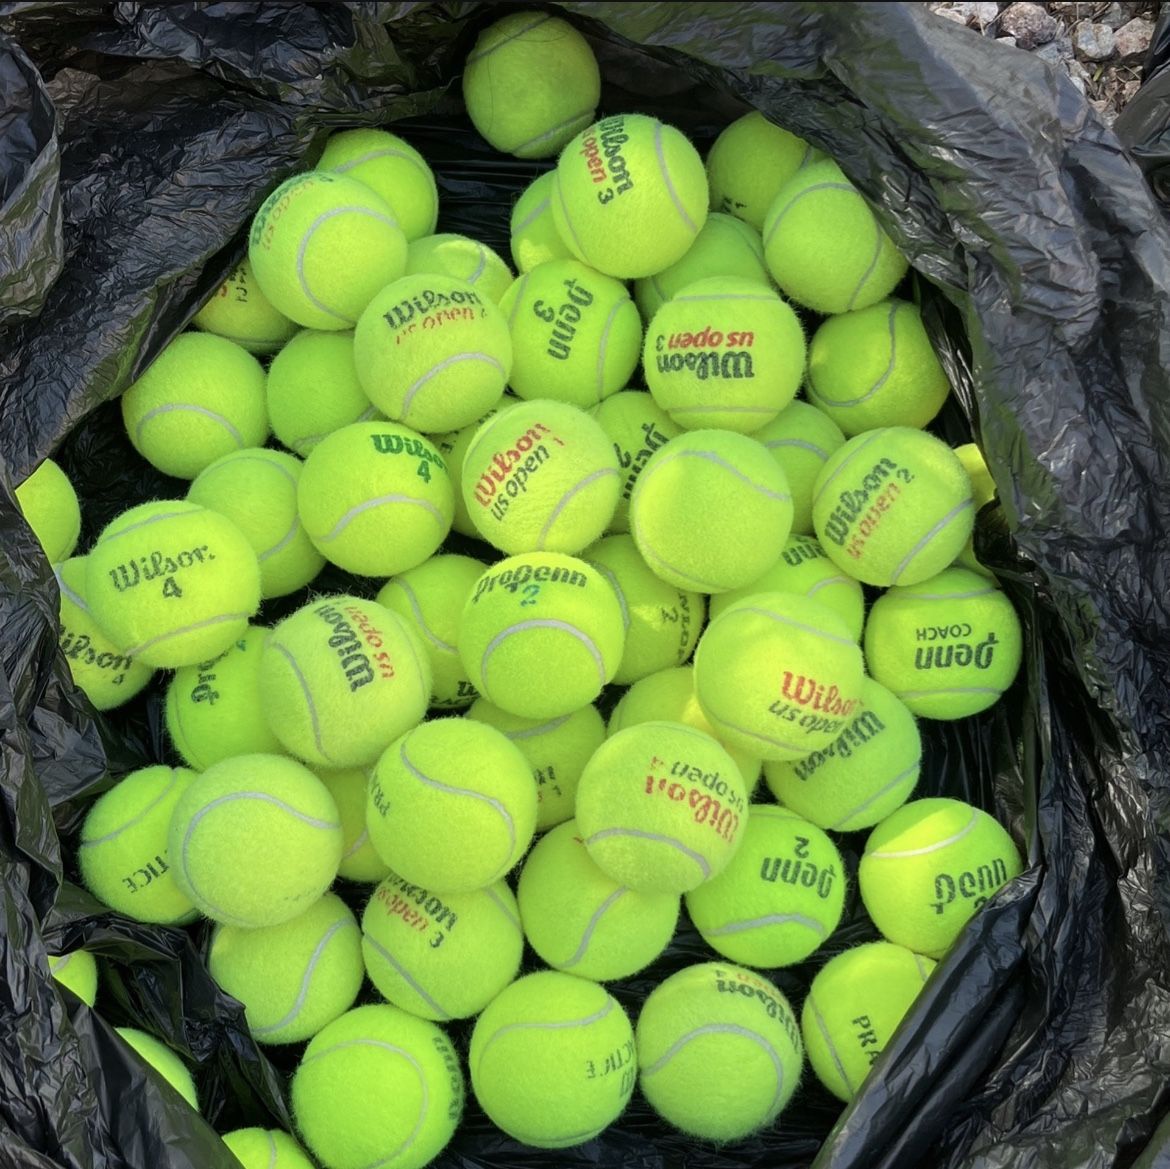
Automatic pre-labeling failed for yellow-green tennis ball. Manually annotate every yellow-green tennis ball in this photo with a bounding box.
[955,442,996,508]
[517,819,679,981]
[260,594,432,768]
[470,970,635,1147]
[459,553,625,718]
[812,427,974,587]
[298,421,453,577]
[121,333,268,480]
[15,457,80,563]
[630,429,793,593]
[694,591,866,763]
[56,556,154,711]
[222,1128,315,1169]
[192,258,299,354]
[292,1004,464,1169]
[510,171,573,273]
[406,233,514,303]
[859,797,1023,958]
[209,892,363,1044]
[463,12,600,159]
[48,950,98,1006]
[466,698,606,830]
[428,395,514,537]
[317,128,438,242]
[249,171,407,330]
[763,159,909,314]
[576,721,748,894]
[367,718,537,893]
[553,114,709,279]
[316,767,390,884]
[84,500,261,669]
[362,872,523,1019]
[801,941,935,1101]
[636,962,802,1141]
[169,753,342,928]
[115,1027,199,1110]
[685,805,846,967]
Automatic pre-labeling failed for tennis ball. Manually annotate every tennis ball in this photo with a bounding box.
[367,718,537,893]
[801,941,935,1101]
[955,442,996,508]
[459,553,625,718]
[406,233,514,303]
[554,114,709,279]
[222,1128,315,1169]
[812,427,974,587]
[192,258,299,354]
[267,330,382,457]
[362,872,523,1019]
[630,429,793,593]
[316,767,390,884]
[260,594,431,768]
[209,892,363,1044]
[466,698,606,830]
[376,553,487,709]
[763,159,909,314]
[693,591,866,763]
[84,500,261,669]
[317,128,438,241]
[188,448,324,598]
[292,1004,463,1169]
[169,753,342,928]
[56,557,154,711]
[517,819,680,981]
[115,1028,199,1110]
[121,333,268,480]
[249,171,407,330]
[48,950,98,1006]
[859,797,1023,958]
[511,171,573,273]
[298,421,453,577]
[428,396,514,537]
[863,566,1023,719]
[15,457,80,562]
[470,970,635,1147]
[464,12,600,158]
[636,961,803,1141]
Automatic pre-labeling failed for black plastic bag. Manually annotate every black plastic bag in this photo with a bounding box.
[2,3,1170,1167]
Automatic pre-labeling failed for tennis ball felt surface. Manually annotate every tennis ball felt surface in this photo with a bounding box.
[121,332,268,480]
[209,892,363,1045]
[15,457,80,563]
[511,170,573,273]
[169,753,342,928]
[636,961,803,1142]
[361,872,523,1019]
[459,553,625,719]
[470,970,636,1148]
[192,258,299,354]
[48,950,98,1007]
[116,1027,199,1110]
[428,396,513,537]
[222,1128,315,1169]
[316,767,390,884]
[554,113,709,279]
[406,233,514,303]
[955,442,997,509]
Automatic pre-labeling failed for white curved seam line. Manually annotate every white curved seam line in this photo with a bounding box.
[476,998,615,1075]
[483,884,523,934]
[898,686,1002,699]
[654,119,698,233]
[890,498,974,584]
[828,760,920,830]
[56,571,88,613]
[635,539,724,593]
[895,586,998,601]
[654,449,789,500]
[465,243,488,285]
[512,108,596,156]
[698,705,814,756]
[271,641,327,760]
[812,303,899,408]
[502,712,570,741]
[731,604,857,647]
[553,174,588,259]
[466,12,551,64]
[393,580,456,653]
[126,612,249,659]
[811,997,858,1095]
[317,493,446,543]
[79,769,181,847]
[807,574,851,598]
[669,405,782,417]
[505,273,530,328]
[584,826,710,878]
[331,147,422,175]
[483,619,606,689]
[763,181,855,251]
[401,353,505,417]
[513,198,550,237]
[869,811,978,858]
[561,888,626,968]
[702,912,827,938]
[264,1131,278,1169]
[810,428,887,509]
[847,217,887,311]
[673,292,780,303]
[761,437,831,459]
[343,826,370,861]
[253,918,355,1035]
[586,561,629,631]
[297,207,400,324]
[362,932,451,1020]
[595,297,627,400]
[99,509,193,542]
[136,404,244,450]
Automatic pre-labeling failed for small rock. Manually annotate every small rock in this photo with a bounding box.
[999,1,1059,49]
[969,1,1000,28]
[1099,3,1128,31]
[1073,21,1116,61]
[933,6,970,24]
[1067,74,1087,94]
[1034,41,1067,65]
[997,34,1018,48]
[1066,58,1092,84]
[1114,17,1154,60]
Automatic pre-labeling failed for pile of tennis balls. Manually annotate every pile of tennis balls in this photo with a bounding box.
[21,10,1029,1169]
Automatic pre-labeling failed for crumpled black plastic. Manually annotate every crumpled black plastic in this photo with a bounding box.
[1,3,1169,1168]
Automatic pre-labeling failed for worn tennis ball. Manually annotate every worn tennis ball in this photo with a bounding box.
[376,553,487,709]
[188,448,324,598]
[954,442,998,577]
[115,1028,199,1110]
[298,421,453,577]
[636,961,803,1142]
[260,594,432,768]
[169,753,343,928]
[459,553,625,719]
[406,233,514,303]
[84,500,261,669]
[812,427,974,587]
[466,698,606,830]
[367,718,537,893]
[518,819,680,981]
[630,429,793,593]
[511,170,573,273]
[48,950,98,1006]
[15,456,80,562]
[470,970,635,1147]
[249,171,407,330]
[554,113,709,279]
[291,1004,464,1169]
[317,127,438,241]
[192,258,299,354]
[222,1128,315,1169]
[315,767,390,885]
[693,591,866,763]
[763,159,909,314]
[56,556,154,711]
[863,566,1023,719]
[354,275,513,432]
[362,872,523,1019]
[464,11,600,158]
[428,396,514,537]
[859,797,1023,958]
[121,332,268,479]
[802,941,935,1101]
